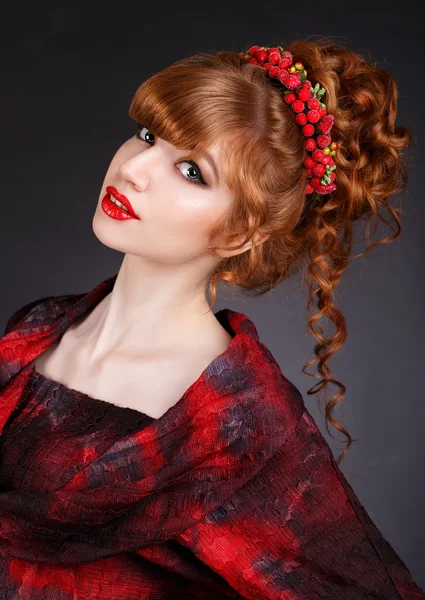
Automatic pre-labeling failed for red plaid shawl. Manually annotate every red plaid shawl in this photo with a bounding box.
[0,273,423,599]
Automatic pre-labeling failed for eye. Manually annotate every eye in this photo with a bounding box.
[177,161,206,186]
[136,124,155,145]
[135,124,207,186]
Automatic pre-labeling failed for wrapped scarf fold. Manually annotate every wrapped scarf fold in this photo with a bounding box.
[0,273,423,599]
[0,274,304,564]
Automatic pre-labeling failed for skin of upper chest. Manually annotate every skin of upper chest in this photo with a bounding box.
[32,326,233,419]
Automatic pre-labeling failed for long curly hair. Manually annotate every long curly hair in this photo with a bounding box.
[128,37,413,468]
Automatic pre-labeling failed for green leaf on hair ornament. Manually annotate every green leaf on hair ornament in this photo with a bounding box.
[311,82,327,101]
[320,164,336,186]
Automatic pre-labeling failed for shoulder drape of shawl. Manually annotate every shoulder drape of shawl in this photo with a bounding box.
[0,274,423,599]
[0,274,304,564]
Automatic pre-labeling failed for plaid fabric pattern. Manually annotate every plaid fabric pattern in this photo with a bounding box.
[0,274,423,599]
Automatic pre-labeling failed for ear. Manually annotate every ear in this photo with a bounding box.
[215,230,271,259]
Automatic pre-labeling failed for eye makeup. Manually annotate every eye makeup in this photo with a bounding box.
[135,124,207,186]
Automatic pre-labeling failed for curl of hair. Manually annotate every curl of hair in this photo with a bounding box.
[128,37,413,471]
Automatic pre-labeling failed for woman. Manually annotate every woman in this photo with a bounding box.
[0,40,423,599]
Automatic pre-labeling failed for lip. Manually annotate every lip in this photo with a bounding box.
[105,186,140,219]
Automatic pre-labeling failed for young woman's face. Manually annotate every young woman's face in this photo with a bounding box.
[93,125,236,266]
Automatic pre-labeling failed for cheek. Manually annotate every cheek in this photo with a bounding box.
[154,187,224,243]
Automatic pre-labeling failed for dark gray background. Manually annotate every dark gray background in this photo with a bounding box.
[1,0,424,586]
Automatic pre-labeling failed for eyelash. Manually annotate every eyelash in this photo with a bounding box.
[135,125,207,186]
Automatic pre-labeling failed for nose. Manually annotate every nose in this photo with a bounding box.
[118,149,152,193]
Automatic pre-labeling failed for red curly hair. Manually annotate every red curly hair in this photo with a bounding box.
[128,37,413,468]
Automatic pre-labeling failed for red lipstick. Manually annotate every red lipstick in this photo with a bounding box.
[101,186,140,220]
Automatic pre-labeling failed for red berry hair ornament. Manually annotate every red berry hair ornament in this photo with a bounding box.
[240,45,339,202]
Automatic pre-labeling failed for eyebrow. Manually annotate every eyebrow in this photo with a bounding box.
[203,151,220,185]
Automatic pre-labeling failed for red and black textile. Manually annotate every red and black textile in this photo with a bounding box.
[0,273,423,599]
